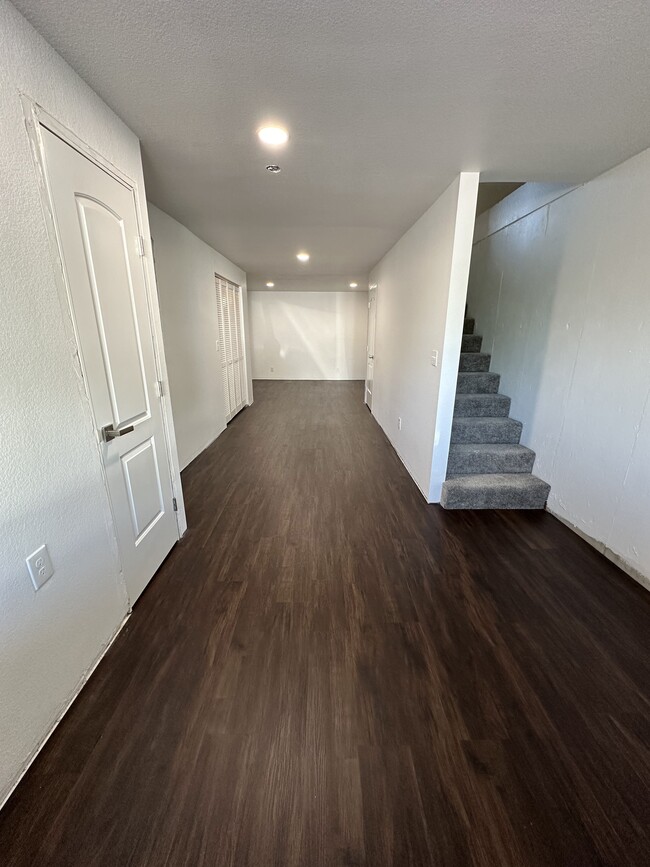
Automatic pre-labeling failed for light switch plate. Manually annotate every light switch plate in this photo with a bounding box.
[26,544,54,590]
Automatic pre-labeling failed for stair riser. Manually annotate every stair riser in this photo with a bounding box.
[456,372,500,394]
[446,450,535,475]
[440,486,549,509]
[454,395,511,418]
[459,353,491,372]
[461,334,482,353]
[463,318,475,335]
[451,419,522,444]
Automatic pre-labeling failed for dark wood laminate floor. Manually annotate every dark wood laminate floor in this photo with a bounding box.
[2,380,649,866]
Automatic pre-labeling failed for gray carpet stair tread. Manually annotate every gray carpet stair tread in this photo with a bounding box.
[459,352,491,372]
[451,416,523,444]
[440,473,551,509]
[446,443,536,475]
[454,393,511,417]
[444,312,551,510]
[456,372,500,394]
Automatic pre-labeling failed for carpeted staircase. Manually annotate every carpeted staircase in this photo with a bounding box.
[440,317,551,509]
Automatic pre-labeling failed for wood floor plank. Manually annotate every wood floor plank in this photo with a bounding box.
[1,380,649,866]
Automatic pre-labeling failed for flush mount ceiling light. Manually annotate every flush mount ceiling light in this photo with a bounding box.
[266,164,282,173]
[266,281,275,287]
[349,282,358,288]
[296,252,310,262]
[258,126,289,146]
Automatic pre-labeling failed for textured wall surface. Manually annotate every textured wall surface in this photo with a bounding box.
[149,205,251,470]
[0,1,163,805]
[468,157,650,589]
[249,290,368,381]
[369,174,479,500]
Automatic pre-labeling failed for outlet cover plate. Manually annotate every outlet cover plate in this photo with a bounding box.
[26,544,54,590]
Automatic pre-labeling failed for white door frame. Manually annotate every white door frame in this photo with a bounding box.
[21,96,187,547]
[236,283,250,409]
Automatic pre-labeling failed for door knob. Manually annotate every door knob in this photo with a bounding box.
[368,354,374,359]
[102,423,134,442]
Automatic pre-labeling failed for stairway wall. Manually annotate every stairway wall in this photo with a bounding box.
[369,173,479,501]
[467,155,650,590]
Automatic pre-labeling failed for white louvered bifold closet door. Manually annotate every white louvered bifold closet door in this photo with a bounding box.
[216,277,230,418]
[227,285,238,408]
[215,275,247,422]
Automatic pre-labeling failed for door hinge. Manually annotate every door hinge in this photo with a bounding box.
[173,497,178,512]
[136,235,146,257]
[155,379,164,397]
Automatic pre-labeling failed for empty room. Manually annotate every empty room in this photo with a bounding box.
[1,0,649,864]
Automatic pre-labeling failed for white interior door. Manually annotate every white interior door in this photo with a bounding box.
[228,286,239,408]
[216,275,247,421]
[40,126,179,604]
[365,286,377,409]
[216,277,231,420]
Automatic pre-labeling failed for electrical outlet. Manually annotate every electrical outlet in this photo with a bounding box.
[398,417,402,430]
[26,544,54,590]
[270,366,274,372]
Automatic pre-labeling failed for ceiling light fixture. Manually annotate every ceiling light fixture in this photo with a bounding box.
[266,164,282,173]
[266,281,275,287]
[296,252,310,262]
[258,126,289,146]
[349,282,358,288]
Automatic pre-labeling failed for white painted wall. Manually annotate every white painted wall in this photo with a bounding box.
[149,205,252,469]
[370,173,479,500]
[249,290,368,380]
[468,155,650,589]
[0,1,183,806]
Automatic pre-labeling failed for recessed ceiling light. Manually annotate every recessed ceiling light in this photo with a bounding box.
[266,164,282,173]
[296,252,310,262]
[258,126,289,146]
[349,282,358,288]
[266,281,275,287]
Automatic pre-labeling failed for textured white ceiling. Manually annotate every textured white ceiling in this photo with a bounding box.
[13,0,650,280]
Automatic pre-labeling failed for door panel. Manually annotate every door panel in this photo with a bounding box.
[40,126,178,604]
[121,438,165,543]
[77,198,149,427]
